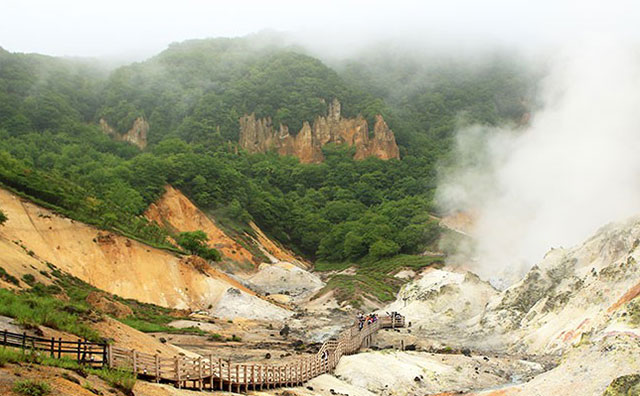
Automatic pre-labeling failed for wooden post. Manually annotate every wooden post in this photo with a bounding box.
[198,357,203,390]
[209,354,214,390]
[175,356,181,389]
[401,340,404,351]
[83,338,88,363]
[235,364,240,393]
[251,365,255,390]
[22,332,26,351]
[132,350,138,378]
[155,355,160,383]
[244,364,248,391]
[76,339,81,362]
[2,329,6,347]
[218,358,223,390]
[227,359,232,392]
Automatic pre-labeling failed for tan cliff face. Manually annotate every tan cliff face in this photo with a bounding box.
[99,117,149,149]
[239,99,400,163]
[144,185,312,270]
[144,185,259,267]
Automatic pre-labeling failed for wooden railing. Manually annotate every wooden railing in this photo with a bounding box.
[0,329,107,367]
[108,313,405,392]
[2,313,405,393]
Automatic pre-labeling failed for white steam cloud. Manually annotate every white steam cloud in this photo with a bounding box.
[437,37,640,286]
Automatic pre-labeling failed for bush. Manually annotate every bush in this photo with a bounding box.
[0,267,20,286]
[21,274,36,286]
[207,333,224,341]
[0,208,7,226]
[227,334,242,342]
[12,380,51,396]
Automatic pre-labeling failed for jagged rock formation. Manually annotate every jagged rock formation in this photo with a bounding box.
[99,117,149,149]
[239,99,400,163]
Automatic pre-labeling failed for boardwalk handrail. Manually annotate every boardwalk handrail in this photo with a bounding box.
[0,329,107,367]
[109,312,405,392]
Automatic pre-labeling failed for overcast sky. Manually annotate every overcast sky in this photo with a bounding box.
[2,0,640,59]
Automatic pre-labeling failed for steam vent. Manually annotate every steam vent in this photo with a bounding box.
[238,99,400,163]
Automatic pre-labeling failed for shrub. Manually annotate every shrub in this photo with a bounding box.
[12,379,51,396]
[207,333,224,341]
[21,274,36,286]
[0,267,20,286]
[0,209,7,226]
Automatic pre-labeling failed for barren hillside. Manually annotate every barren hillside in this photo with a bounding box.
[0,188,291,320]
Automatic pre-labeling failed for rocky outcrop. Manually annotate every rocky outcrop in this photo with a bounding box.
[239,99,400,163]
[99,117,149,149]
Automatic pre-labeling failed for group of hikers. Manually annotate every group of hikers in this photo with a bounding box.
[356,312,378,330]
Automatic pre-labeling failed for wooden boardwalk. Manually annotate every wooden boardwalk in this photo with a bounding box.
[108,314,405,392]
[2,313,405,393]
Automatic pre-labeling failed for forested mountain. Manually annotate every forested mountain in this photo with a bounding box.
[0,36,534,273]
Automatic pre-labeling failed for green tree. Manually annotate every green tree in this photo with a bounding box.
[175,230,221,261]
[343,231,367,260]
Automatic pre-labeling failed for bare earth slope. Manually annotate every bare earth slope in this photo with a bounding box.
[145,185,312,270]
[0,188,291,320]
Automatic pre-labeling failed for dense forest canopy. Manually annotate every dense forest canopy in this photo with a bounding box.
[0,37,534,268]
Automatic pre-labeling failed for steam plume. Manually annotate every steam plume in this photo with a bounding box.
[437,37,640,286]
